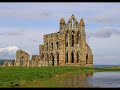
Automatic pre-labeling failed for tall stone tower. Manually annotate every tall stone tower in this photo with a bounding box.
[39,15,93,67]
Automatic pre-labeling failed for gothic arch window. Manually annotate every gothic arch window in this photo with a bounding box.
[77,32,80,47]
[71,31,74,47]
[56,42,59,49]
[57,53,59,66]
[77,52,79,63]
[71,51,74,63]
[66,52,68,63]
[86,54,88,64]
[51,42,53,50]
[65,31,69,47]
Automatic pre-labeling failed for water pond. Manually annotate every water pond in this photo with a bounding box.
[49,71,120,88]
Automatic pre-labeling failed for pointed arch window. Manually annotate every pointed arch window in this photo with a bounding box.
[65,31,69,47]
[56,42,59,49]
[71,51,74,63]
[66,52,68,63]
[77,52,79,63]
[51,43,53,50]
[71,31,74,47]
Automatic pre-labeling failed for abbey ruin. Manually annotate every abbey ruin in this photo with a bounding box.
[3,15,93,67]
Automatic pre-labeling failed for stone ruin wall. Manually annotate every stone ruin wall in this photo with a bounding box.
[2,15,93,67]
[15,50,30,67]
[2,60,14,67]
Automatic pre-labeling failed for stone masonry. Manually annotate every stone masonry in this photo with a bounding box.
[14,15,93,67]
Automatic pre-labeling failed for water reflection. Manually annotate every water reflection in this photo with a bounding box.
[57,72,93,88]
[87,72,120,88]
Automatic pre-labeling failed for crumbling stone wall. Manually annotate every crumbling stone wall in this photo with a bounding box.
[31,55,40,67]
[15,49,30,67]
[2,61,14,67]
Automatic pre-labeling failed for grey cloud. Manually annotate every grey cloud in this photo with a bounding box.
[87,28,120,39]
[89,14,120,26]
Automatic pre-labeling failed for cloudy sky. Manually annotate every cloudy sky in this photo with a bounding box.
[0,2,120,65]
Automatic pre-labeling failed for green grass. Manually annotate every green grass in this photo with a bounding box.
[0,66,94,87]
[94,67,120,71]
[0,66,120,87]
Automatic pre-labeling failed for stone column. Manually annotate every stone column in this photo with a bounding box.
[74,51,77,65]
[49,54,53,66]
[68,33,70,47]
[54,54,57,66]
[74,32,77,48]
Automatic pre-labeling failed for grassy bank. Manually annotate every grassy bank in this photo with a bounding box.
[0,66,120,87]
[0,66,94,87]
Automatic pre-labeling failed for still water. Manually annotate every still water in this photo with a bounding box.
[55,72,120,88]
[87,72,120,88]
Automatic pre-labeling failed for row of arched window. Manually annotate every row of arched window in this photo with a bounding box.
[67,18,78,28]
[65,31,81,47]
[45,41,59,51]
[65,51,89,64]
[41,53,59,66]
[65,51,80,63]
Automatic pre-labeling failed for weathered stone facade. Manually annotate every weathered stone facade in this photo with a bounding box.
[39,15,93,67]
[14,15,93,67]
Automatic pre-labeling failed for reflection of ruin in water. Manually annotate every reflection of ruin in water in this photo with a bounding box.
[57,72,93,88]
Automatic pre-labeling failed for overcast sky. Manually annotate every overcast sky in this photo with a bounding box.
[0,2,120,65]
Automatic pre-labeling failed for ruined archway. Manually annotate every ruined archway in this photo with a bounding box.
[65,30,69,47]
[15,50,30,67]
[77,31,80,47]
